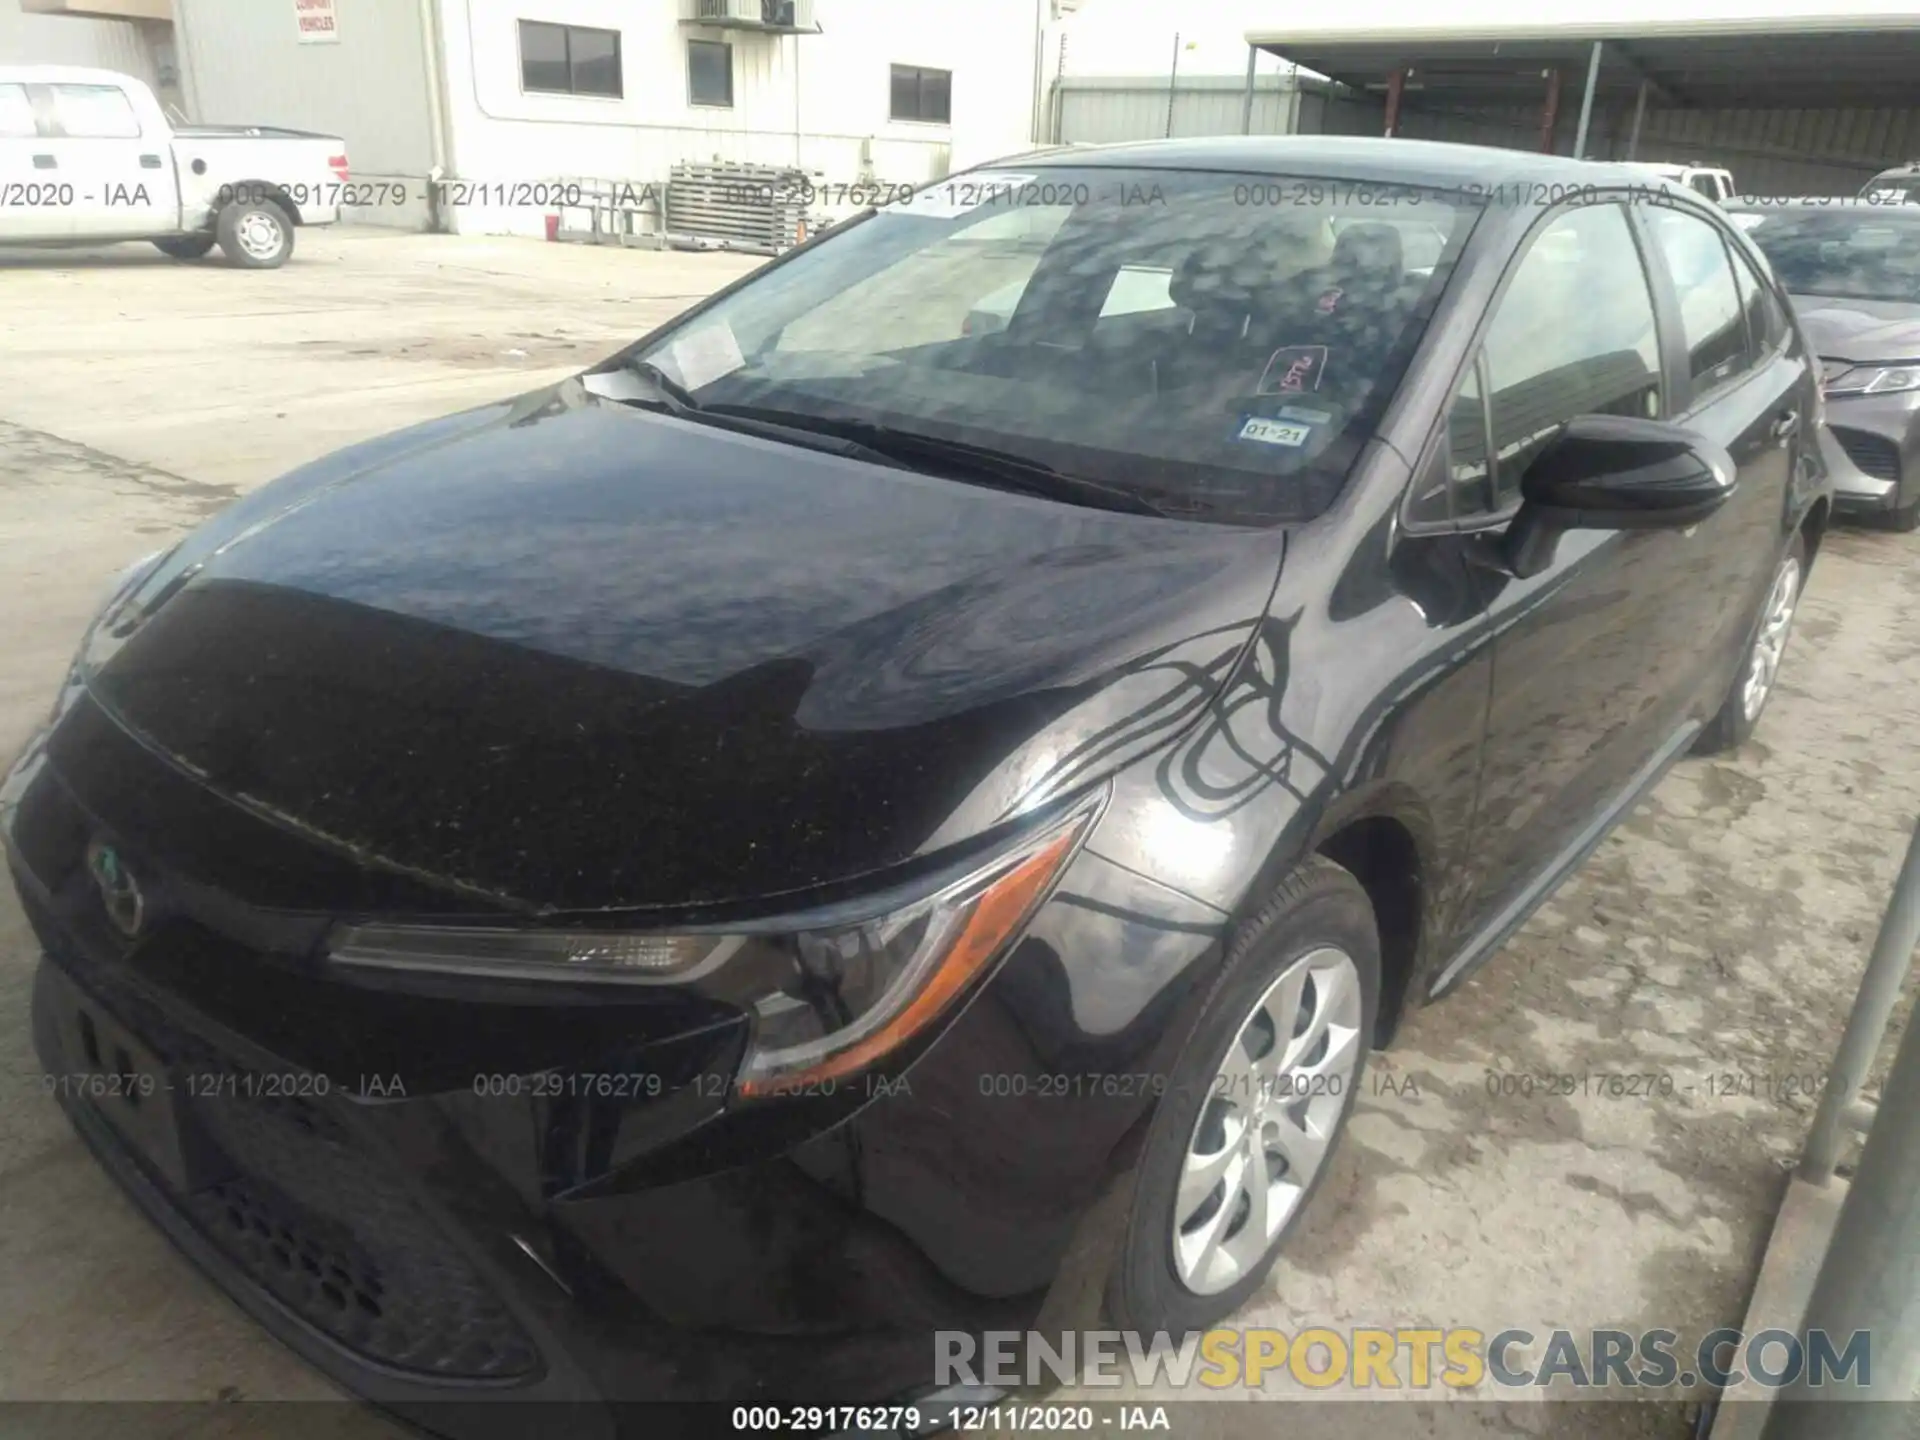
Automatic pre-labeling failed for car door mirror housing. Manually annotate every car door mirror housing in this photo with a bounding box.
[1501,415,1738,578]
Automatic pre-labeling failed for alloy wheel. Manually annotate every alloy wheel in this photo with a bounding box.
[1171,945,1363,1295]
[1741,554,1801,723]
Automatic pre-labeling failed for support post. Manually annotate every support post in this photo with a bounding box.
[1383,67,1405,138]
[1241,43,1257,135]
[1538,67,1562,153]
[1626,78,1648,160]
[1165,32,1180,138]
[1572,41,1602,159]
[1030,0,1046,144]
[1760,837,1920,1436]
[1050,32,1067,143]
[1800,820,1920,1185]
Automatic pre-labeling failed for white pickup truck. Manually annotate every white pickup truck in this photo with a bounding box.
[1628,161,1737,205]
[0,66,346,268]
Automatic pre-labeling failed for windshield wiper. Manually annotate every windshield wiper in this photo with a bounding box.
[610,359,907,468]
[618,357,704,413]
[701,407,1172,517]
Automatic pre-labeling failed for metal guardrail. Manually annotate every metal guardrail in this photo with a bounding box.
[1758,817,1920,1437]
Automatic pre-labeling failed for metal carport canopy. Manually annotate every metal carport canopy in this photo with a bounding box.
[1243,1,1920,153]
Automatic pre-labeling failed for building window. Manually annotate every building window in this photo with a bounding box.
[519,20,623,99]
[688,40,734,108]
[890,64,951,124]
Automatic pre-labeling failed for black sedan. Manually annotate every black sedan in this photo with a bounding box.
[1729,198,1920,529]
[4,138,1828,1434]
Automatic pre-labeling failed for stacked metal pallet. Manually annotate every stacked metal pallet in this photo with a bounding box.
[665,161,822,255]
[552,178,668,248]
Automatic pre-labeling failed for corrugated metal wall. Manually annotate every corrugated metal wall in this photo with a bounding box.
[171,0,434,176]
[1057,74,1299,144]
[0,0,159,86]
[1057,73,1920,196]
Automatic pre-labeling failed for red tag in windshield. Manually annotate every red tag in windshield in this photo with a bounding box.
[1258,345,1329,393]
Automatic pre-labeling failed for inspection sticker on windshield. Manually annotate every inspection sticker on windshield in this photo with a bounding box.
[1257,345,1329,394]
[1235,416,1313,448]
[887,174,1039,219]
[667,322,744,390]
[1275,403,1334,426]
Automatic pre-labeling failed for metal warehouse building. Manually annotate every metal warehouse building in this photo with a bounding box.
[15,0,1078,237]
[1058,0,1920,198]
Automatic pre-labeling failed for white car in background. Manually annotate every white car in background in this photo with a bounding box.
[1629,161,1737,204]
[0,66,346,268]
[1859,162,1920,205]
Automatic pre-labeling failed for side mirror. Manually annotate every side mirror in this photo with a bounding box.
[1503,414,1737,578]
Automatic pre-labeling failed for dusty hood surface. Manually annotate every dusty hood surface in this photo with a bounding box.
[79,381,1283,914]
[1791,295,1920,362]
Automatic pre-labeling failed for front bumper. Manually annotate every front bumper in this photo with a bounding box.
[1819,395,1920,517]
[7,718,1225,1437]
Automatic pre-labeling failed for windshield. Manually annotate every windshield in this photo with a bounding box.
[1734,206,1920,304]
[619,167,1478,523]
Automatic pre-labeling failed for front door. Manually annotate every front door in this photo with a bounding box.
[0,82,67,243]
[1635,202,1807,714]
[1443,199,1723,967]
[36,81,173,240]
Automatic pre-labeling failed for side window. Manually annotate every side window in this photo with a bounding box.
[1480,203,1663,508]
[0,84,36,138]
[1644,207,1752,395]
[46,84,141,139]
[1731,247,1789,356]
[1409,359,1491,527]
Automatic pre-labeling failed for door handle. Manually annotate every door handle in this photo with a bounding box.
[32,154,56,170]
[139,153,162,169]
[1771,410,1800,442]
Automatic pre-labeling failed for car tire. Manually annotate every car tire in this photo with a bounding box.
[153,235,216,261]
[1888,497,1920,534]
[1694,531,1807,755]
[215,199,294,269]
[1106,855,1379,1336]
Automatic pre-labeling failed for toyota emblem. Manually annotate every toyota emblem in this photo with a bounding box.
[85,839,146,939]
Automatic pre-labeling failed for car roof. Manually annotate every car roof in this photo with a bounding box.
[0,64,139,86]
[1003,135,1677,191]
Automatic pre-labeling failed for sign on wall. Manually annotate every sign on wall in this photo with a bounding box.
[295,0,339,44]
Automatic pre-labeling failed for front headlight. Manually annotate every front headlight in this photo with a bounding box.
[1825,364,1920,396]
[328,793,1101,1097]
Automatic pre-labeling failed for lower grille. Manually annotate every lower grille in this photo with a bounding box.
[186,1095,539,1382]
[1832,426,1903,482]
[46,937,540,1384]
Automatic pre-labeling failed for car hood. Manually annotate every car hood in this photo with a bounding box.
[1791,295,1920,361]
[80,379,1282,916]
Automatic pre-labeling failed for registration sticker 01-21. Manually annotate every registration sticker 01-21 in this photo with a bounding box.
[1235,416,1313,448]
